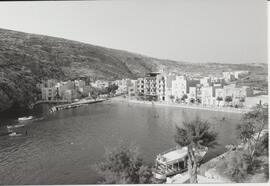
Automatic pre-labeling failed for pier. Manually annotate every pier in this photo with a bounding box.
[52,99,106,111]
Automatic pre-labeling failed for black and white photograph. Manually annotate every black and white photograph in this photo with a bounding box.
[0,0,268,184]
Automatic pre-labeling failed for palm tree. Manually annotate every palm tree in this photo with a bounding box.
[174,117,218,183]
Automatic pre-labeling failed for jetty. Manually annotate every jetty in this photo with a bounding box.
[52,99,106,111]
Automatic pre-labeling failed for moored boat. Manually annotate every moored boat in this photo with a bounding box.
[8,132,22,137]
[7,124,25,129]
[152,146,208,181]
[18,116,33,121]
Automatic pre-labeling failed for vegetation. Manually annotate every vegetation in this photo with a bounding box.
[216,96,223,106]
[169,95,175,102]
[90,88,99,100]
[190,98,195,103]
[94,144,153,184]
[225,96,233,104]
[181,94,188,101]
[105,84,119,95]
[215,104,269,183]
[174,117,218,183]
[238,104,268,159]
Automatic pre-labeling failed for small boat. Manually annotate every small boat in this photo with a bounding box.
[8,132,22,137]
[152,146,208,181]
[7,124,24,129]
[18,116,33,121]
[50,107,57,113]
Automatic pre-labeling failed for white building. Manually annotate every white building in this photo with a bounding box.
[90,80,109,89]
[165,74,176,101]
[136,77,145,95]
[200,77,211,87]
[201,86,214,106]
[171,76,188,100]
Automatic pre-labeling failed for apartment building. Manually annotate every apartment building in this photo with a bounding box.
[90,80,109,89]
[144,72,165,101]
[41,87,57,100]
[113,79,134,95]
[171,76,188,100]
[164,74,176,101]
[222,72,236,82]
[126,80,137,96]
[222,71,249,82]
[201,86,215,106]
[136,77,145,95]
[200,77,211,87]
[75,80,86,92]
[188,87,198,101]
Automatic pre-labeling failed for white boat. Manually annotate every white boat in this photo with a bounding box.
[152,146,208,181]
[7,124,24,129]
[8,132,22,137]
[18,116,33,121]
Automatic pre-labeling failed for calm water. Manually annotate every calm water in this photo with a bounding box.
[0,101,242,184]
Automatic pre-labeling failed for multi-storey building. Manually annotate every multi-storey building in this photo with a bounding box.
[136,78,145,95]
[127,80,137,96]
[171,76,188,100]
[223,84,253,102]
[75,80,86,92]
[41,87,57,101]
[113,79,134,95]
[188,87,198,101]
[91,80,109,89]
[200,77,211,87]
[201,86,215,106]
[164,74,176,101]
[222,72,236,82]
[144,72,165,101]
[156,74,166,101]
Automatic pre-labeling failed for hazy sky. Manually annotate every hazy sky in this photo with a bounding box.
[0,0,267,63]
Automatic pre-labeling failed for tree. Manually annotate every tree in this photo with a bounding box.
[225,96,233,105]
[94,144,153,184]
[176,98,181,103]
[235,104,268,177]
[224,151,248,182]
[90,88,99,100]
[174,117,218,183]
[190,98,195,104]
[196,98,201,104]
[216,96,223,106]
[106,84,119,95]
[181,94,188,102]
[256,132,268,156]
[237,104,268,159]
[169,95,175,102]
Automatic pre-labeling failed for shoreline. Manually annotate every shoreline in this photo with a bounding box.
[110,97,250,114]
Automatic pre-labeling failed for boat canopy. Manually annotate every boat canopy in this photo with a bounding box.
[157,146,188,164]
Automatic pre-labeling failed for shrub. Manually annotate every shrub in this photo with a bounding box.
[94,144,153,184]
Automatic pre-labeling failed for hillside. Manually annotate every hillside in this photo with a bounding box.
[0,28,267,112]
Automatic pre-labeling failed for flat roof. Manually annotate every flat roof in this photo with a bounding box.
[161,147,188,163]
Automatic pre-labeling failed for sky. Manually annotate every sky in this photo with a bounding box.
[0,0,267,64]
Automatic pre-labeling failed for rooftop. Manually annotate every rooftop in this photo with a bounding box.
[158,146,188,163]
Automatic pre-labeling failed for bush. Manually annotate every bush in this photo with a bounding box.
[217,151,248,182]
[94,144,153,184]
[217,150,263,182]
